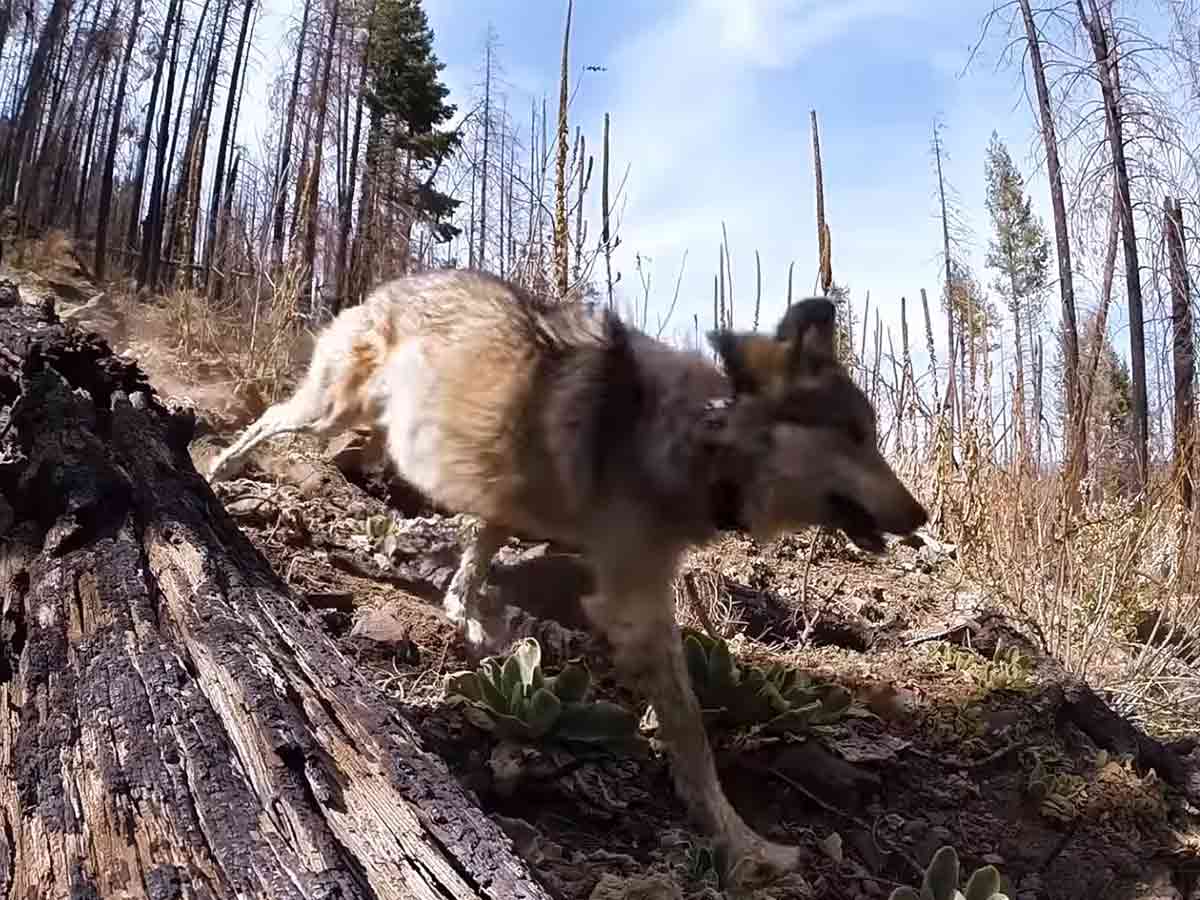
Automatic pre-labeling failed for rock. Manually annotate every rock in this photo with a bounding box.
[0,278,19,307]
[348,606,420,658]
[819,831,844,863]
[224,495,282,526]
[587,873,683,900]
[492,815,545,863]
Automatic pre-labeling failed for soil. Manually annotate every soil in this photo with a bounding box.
[6,251,1200,900]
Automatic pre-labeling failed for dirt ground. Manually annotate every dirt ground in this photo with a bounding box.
[7,252,1200,900]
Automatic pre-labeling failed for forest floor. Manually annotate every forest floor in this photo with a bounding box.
[4,242,1200,900]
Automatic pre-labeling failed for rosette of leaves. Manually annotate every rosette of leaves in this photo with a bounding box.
[888,845,1010,900]
[681,628,851,734]
[444,638,641,751]
[362,513,401,563]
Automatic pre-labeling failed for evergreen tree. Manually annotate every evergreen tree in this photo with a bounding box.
[984,131,1051,463]
[364,0,461,243]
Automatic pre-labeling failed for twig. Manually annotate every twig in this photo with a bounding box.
[682,571,722,641]
[761,766,924,879]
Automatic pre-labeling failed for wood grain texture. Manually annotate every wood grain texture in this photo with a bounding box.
[0,299,551,900]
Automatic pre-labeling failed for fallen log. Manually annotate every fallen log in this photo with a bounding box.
[0,294,551,898]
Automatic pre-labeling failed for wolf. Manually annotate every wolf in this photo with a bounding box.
[208,268,927,890]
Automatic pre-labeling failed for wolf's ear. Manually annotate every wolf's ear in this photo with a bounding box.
[777,297,837,377]
[707,329,790,395]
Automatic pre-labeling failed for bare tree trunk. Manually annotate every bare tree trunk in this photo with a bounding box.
[1078,0,1149,490]
[271,0,312,269]
[921,286,939,443]
[1011,282,1028,466]
[601,111,613,310]
[1167,195,1194,512]
[1017,0,1084,487]
[1034,334,1044,470]
[300,0,339,311]
[73,13,113,237]
[932,123,956,442]
[203,0,255,296]
[479,33,492,270]
[811,109,832,299]
[0,298,552,900]
[553,0,572,298]
[93,0,145,280]
[127,0,181,253]
[156,0,213,285]
[140,0,185,288]
[0,0,73,205]
[334,10,369,314]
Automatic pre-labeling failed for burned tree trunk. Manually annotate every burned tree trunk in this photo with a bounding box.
[0,294,550,899]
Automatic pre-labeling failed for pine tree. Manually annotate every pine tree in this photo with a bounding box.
[984,131,1051,466]
[363,0,460,243]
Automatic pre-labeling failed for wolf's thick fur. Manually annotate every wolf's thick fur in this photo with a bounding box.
[209,268,927,889]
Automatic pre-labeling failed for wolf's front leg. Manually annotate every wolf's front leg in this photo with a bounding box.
[585,555,801,891]
[443,518,509,660]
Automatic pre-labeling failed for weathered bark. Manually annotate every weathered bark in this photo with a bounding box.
[1166,196,1194,513]
[0,295,551,899]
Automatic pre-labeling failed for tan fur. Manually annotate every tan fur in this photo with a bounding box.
[208,268,927,891]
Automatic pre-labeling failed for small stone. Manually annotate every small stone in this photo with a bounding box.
[982,853,1005,866]
[819,831,844,863]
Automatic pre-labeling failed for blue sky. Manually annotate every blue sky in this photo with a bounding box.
[240,0,1095,376]
[422,0,1062,359]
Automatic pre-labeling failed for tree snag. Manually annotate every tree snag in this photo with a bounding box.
[0,294,550,899]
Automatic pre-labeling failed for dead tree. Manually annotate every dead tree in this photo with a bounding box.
[1167,195,1194,513]
[0,294,550,899]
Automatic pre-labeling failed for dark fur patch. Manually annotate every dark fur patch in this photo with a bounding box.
[590,311,645,487]
[775,296,836,342]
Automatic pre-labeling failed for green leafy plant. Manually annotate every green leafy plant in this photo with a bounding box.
[444,638,641,751]
[889,845,1010,900]
[361,513,402,562]
[681,628,852,733]
[929,642,1033,697]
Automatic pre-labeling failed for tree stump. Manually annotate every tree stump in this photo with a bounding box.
[0,299,552,898]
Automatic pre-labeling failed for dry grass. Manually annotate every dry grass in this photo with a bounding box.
[922,449,1200,739]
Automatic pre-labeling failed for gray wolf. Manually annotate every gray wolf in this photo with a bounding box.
[208,268,927,889]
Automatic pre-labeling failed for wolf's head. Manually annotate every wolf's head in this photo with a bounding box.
[706,298,927,552]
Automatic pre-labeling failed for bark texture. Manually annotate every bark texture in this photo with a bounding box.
[0,293,550,899]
